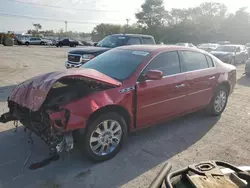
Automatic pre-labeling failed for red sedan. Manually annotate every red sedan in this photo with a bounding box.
[0,45,236,162]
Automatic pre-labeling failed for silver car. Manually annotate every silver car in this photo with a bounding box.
[20,37,42,46]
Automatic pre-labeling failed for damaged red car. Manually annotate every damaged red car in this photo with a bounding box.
[0,45,236,161]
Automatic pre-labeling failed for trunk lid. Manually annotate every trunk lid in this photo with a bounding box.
[9,68,121,111]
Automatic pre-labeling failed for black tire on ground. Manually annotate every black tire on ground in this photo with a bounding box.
[206,85,229,116]
[76,112,128,162]
[56,44,59,47]
[40,41,45,45]
[25,42,29,46]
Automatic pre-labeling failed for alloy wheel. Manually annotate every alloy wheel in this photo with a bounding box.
[214,90,227,113]
[89,120,122,156]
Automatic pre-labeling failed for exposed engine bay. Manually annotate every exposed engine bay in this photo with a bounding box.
[150,160,250,188]
[0,77,113,168]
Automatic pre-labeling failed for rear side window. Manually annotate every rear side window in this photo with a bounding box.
[144,51,180,76]
[141,37,155,44]
[206,55,214,67]
[126,37,141,45]
[180,51,208,71]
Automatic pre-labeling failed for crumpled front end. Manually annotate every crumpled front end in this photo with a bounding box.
[0,70,119,154]
[0,100,71,153]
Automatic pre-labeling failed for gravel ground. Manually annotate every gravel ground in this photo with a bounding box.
[0,45,250,188]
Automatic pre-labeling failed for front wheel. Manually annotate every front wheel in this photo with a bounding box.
[80,112,127,162]
[206,86,228,116]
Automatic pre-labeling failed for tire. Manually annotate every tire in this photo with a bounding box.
[206,86,229,116]
[25,42,29,46]
[78,112,128,162]
[56,44,59,47]
[40,41,45,45]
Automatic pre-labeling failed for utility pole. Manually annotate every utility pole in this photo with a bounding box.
[126,18,130,28]
[65,21,67,37]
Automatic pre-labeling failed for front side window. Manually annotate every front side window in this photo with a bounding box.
[144,51,181,76]
[126,37,141,45]
[180,51,208,71]
[81,49,150,81]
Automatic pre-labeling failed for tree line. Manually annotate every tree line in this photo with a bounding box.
[91,0,250,45]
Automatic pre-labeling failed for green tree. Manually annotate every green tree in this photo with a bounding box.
[91,23,122,42]
[33,23,42,32]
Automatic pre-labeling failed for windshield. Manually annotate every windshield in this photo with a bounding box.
[97,35,127,48]
[214,46,236,52]
[81,49,150,81]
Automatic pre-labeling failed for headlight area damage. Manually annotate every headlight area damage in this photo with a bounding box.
[0,69,121,169]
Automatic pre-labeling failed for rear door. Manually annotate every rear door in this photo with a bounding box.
[136,51,188,128]
[29,38,36,44]
[179,50,217,110]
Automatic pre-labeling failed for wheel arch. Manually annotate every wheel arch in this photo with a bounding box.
[218,81,231,94]
[86,105,131,132]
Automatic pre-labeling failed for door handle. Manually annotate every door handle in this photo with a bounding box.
[209,76,215,80]
[175,83,185,88]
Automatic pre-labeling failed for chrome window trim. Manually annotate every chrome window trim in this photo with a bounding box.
[136,50,217,84]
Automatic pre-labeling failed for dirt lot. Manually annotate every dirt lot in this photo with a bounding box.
[0,45,250,188]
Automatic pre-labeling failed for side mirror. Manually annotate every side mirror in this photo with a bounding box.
[144,70,163,80]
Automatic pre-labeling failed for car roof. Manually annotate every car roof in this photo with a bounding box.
[220,44,240,47]
[110,34,153,38]
[116,45,203,53]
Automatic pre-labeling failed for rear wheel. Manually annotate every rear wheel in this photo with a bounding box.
[77,112,127,162]
[25,42,29,46]
[206,86,228,116]
[40,41,45,45]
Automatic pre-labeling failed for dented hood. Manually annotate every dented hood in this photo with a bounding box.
[9,68,121,111]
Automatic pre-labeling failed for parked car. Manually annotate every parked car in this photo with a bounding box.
[245,43,250,54]
[245,58,250,76]
[217,41,231,45]
[197,43,220,52]
[0,45,236,162]
[19,37,44,46]
[175,43,196,48]
[56,39,79,47]
[210,45,248,64]
[41,38,53,45]
[65,34,156,68]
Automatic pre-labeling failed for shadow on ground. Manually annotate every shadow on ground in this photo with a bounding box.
[237,75,250,87]
[0,85,16,102]
[0,111,219,188]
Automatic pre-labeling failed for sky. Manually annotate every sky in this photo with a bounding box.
[0,0,249,33]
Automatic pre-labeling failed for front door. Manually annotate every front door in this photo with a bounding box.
[136,51,188,128]
[179,50,217,110]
